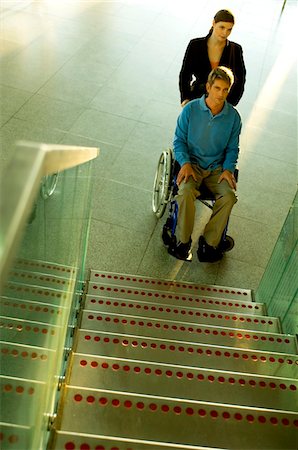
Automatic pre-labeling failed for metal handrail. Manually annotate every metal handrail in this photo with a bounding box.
[0,140,99,289]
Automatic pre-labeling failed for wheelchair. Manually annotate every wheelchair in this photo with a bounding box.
[152,148,236,260]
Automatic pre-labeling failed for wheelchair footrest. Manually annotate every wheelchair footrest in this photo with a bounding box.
[162,223,176,248]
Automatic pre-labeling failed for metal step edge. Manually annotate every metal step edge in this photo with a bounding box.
[81,306,281,334]
[2,282,73,306]
[84,293,266,316]
[4,281,73,296]
[89,270,253,301]
[0,423,31,450]
[0,340,56,381]
[74,330,298,379]
[14,258,77,277]
[0,376,46,426]
[0,315,62,349]
[64,385,298,416]
[72,352,298,381]
[58,386,298,449]
[68,353,298,411]
[52,430,223,450]
[87,281,254,304]
[85,287,265,318]
[7,268,76,290]
[0,296,66,324]
[78,310,297,354]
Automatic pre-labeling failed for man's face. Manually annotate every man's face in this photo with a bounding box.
[206,79,230,106]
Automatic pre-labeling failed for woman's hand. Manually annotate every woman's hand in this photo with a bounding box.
[181,99,190,107]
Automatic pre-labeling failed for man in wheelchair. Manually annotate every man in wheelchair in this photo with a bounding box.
[165,66,241,263]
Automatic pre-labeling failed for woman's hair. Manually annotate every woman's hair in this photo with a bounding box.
[214,9,235,24]
[207,66,234,88]
[208,9,235,35]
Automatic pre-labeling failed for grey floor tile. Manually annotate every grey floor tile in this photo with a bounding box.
[69,109,137,146]
[234,185,296,230]
[0,85,32,116]
[107,147,159,191]
[90,86,150,120]
[58,57,116,85]
[240,125,297,165]
[37,73,103,107]
[215,257,264,292]
[91,181,156,235]
[0,118,66,161]
[59,134,122,179]
[86,219,149,274]
[139,99,180,131]
[15,94,85,131]
[238,150,297,195]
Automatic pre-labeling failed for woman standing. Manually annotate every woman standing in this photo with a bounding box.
[179,9,246,106]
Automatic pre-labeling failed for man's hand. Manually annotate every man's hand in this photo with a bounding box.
[177,163,198,185]
[218,169,237,190]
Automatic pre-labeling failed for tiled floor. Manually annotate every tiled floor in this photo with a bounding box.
[1,0,297,290]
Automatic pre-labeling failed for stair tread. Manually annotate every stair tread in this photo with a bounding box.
[14,258,76,277]
[68,353,298,411]
[78,310,297,353]
[85,292,266,315]
[89,270,253,301]
[0,376,45,426]
[53,430,223,450]
[82,303,281,333]
[75,329,298,379]
[58,386,298,449]
[2,282,73,306]
[0,341,55,381]
[7,268,75,290]
[0,315,61,348]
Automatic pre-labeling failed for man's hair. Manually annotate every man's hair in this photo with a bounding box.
[214,9,234,24]
[207,66,234,88]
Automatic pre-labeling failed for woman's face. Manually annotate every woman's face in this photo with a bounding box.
[212,21,234,41]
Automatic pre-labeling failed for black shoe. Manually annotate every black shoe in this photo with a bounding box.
[219,235,235,253]
[197,236,223,263]
[168,239,192,261]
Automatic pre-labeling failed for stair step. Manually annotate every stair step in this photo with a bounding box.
[78,310,297,353]
[58,386,298,449]
[14,258,76,278]
[89,270,253,301]
[0,376,45,425]
[82,305,281,333]
[0,296,65,323]
[75,330,298,378]
[2,282,72,307]
[69,354,298,411]
[52,431,221,450]
[87,283,257,314]
[0,423,31,450]
[7,268,75,291]
[0,316,61,348]
[0,342,55,380]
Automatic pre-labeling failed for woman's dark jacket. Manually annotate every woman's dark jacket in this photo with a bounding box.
[179,34,246,106]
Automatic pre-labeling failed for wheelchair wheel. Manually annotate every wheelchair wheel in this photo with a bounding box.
[152,148,173,218]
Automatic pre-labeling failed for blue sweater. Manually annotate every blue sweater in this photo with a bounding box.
[173,96,241,172]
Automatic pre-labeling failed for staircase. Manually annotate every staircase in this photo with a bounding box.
[1,265,297,449]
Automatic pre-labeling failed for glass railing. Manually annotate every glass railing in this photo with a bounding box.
[255,190,297,335]
[0,141,99,449]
